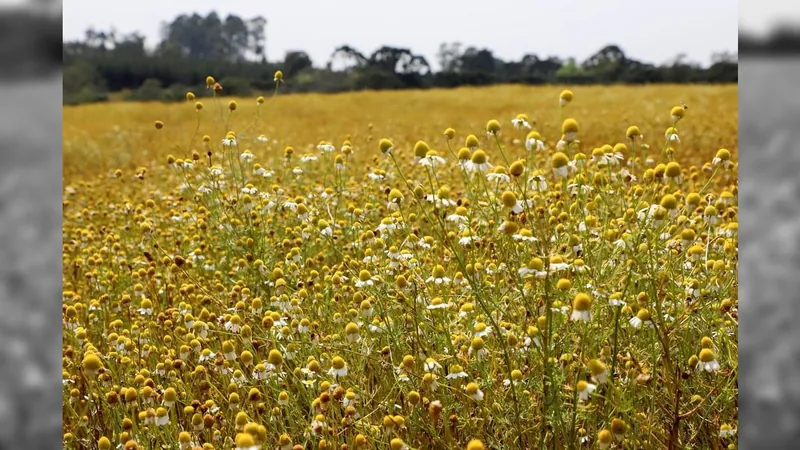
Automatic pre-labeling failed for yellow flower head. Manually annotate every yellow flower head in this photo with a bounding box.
[379,138,394,154]
[486,119,501,135]
[559,89,574,104]
[467,440,485,450]
[561,118,579,134]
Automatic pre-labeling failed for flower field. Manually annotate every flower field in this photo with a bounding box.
[62,80,738,449]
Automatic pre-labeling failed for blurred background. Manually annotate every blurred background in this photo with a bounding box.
[0,0,63,448]
[739,2,800,450]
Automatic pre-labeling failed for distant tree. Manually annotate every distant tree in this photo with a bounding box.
[284,51,313,77]
[329,45,369,71]
[247,16,267,58]
[459,47,497,75]
[437,42,463,72]
[582,45,628,82]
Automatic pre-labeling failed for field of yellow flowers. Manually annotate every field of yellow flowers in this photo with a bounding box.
[62,79,738,450]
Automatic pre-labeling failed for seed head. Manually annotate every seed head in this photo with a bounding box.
[82,353,103,373]
[561,118,579,134]
[552,152,569,168]
[379,138,393,154]
[509,160,525,177]
[665,162,682,179]
[332,356,346,370]
[559,90,574,104]
[471,149,488,165]
[486,119,501,135]
[414,141,430,158]
[501,191,518,208]
[267,349,283,365]
[587,359,606,376]
[235,432,255,448]
[715,148,731,161]
[467,440,485,450]
[573,293,591,311]
[660,194,678,210]
[670,105,685,121]
[699,348,715,362]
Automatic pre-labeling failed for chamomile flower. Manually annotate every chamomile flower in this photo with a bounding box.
[465,382,484,401]
[696,348,721,373]
[300,154,318,163]
[528,171,548,192]
[576,380,597,402]
[665,127,680,143]
[355,270,378,287]
[719,424,737,438]
[419,150,446,169]
[427,297,451,310]
[317,141,336,153]
[552,152,570,178]
[328,356,349,377]
[525,131,546,152]
[427,265,451,285]
[447,206,469,224]
[713,148,733,168]
[466,149,492,173]
[424,358,443,372]
[446,364,468,379]
[571,293,592,322]
[224,314,242,333]
[519,257,547,279]
[512,114,532,129]
[487,166,511,184]
[629,308,654,328]
[588,359,609,384]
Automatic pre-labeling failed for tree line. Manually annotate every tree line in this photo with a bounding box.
[63,11,739,105]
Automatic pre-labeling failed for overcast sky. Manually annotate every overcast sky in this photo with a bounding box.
[60,0,778,70]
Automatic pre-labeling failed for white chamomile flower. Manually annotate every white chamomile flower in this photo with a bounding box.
[577,380,597,402]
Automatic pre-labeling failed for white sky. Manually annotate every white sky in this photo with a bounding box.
[61,0,753,70]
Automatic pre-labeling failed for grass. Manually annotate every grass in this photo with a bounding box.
[62,81,738,450]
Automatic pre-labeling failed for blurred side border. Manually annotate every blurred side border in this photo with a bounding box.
[739,18,800,450]
[0,3,63,450]
[0,6,62,80]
